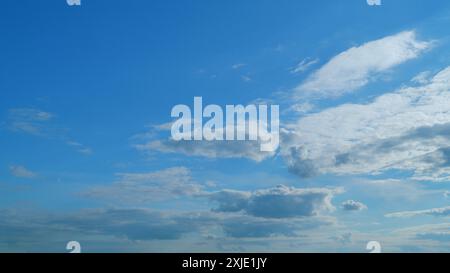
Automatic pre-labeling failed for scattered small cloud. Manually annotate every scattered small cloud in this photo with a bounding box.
[9,165,37,179]
[290,58,319,74]
[232,63,247,70]
[6,108,93,156]
[7,108,53,136]
[67,141,93,155]
[274,44,285,52]
[84,167,203,203]
[331,232,352,244]
[341,200,368,211]
[241,75,252,82]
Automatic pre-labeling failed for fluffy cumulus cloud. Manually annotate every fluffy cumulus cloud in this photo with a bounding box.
[341,200,367,211]
[84,167,203,203]
[207,185,342,218]
[386,206,450,218]
[283,66,450,181]
[295,31,431,98]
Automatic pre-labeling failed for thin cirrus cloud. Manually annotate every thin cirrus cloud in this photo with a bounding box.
[9,165,37,179]
[7,108,53,136]
[6,108,93,156]
[66,141,93,155]
[290,58,319,74]
[282,66,450,181]
[386,206,450,218]
[83,167,203,203]
[232,63,247,70]
[388,223,450,250]
[295,31,431,99]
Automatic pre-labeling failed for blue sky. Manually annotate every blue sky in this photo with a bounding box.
[1,0,450,252]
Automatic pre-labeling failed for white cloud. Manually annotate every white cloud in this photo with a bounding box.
[135,115,279,162]
[221,215,335,238]
[295,31,431,99]
[283,66,450,181]
[84,167,203,203]
[139,139,274,162]
[351,178,440,203]
[67,141,93,155]
[284,102,315,115]
[411,71,433,85]
[232,63,247,70]
[9,165,37,179]
[8,108,53,135]
[388,223,450,250]
[241,75,252,82]
[206,185,342,218]
[331,232,352,244]
[7,108,91,155]
[290,58,319,74]
[341,200,367,211]
[386,206,450,218]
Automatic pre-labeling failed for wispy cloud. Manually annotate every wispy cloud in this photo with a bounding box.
[241,75,252,82]
[66,141,93,155]
[7,108,53,136]
[295,31,431,99]
[386,206,450,218]
[9,165,37,179]
[232,63,247,70]
[290,58,319,74]
[6,108,92,155]
[84,167,203,203]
